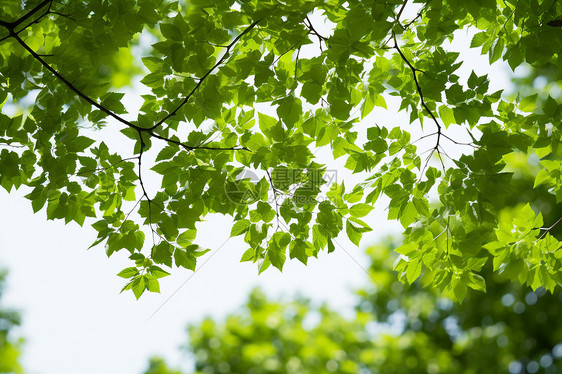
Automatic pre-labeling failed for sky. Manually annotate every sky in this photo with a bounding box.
[1,185,400,374]
[0,7,517,374]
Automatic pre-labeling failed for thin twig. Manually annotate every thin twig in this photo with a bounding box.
[304,16,327,52]
[393,32,447,176]
[393,34,442,133]
[440,132,479,148]
[294,48,301,78]
[273,40,304,65]
[538,215,562,240]
[396,0,409,23]
[266,170,282,232]
[147,130,249,151]
[403,13,422,28]
[75,156,139,176]
[136,131,157,245]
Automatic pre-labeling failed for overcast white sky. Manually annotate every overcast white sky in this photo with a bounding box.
[1,184,401,374]
[0,9,516,374]
[0,94,404,374]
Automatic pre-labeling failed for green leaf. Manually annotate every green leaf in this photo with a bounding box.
[289,240,310,265]
[149,266,170,278]
[241,248,256,262]
[117,267,139,278]
[467,258,487,271]
[349,203,373,218]
[489,37,505,63]
[276,96,302,129]
[533,169,551,188]
[467,272,486,292]
[231,219,251,236]
[132,276,146,300]
[100,92,126,114]
[146,278,161,293]
[406,259,422,284]
[267,240,287,271]
[174,248,196,270]
[346,6,374,40]
[346,219,363,246]
[520,93,538,112]
[160,23,183,41]
[438,106,455,128]
[470,31,488,48]
[152,242,174,267]
[177,229,197,247]
[398,202,418,228]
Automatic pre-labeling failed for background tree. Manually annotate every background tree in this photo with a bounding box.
[144,357,183,374]
[0,269,23,374]
[143,126,562,373]
[141,242,562,374]
[2,0,562,299]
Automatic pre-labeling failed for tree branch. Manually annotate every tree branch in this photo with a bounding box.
[393,34,441,134]
[396,0,409,23]
[393,32,445,175]
[149,19,262,131]
[304,16,327,50]
[75,156,139,176]
[266,170,283,232]
[1,8,251,154]
[9,32,143,132]
[2,0,53,29]
[538,215,562,240]
[136,130,157,246]
[147,130,249,151]
[0,0,53,41]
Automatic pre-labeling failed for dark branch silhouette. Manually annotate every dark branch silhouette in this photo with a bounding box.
[2,0,53,29]
[148,19,262,131]
[10,32,144,131]
[303,16,327,51]
[0,5,251,153]
[392,32,447,176]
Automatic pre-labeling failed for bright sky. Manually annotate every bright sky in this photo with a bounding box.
[0,9,516,374]
[1,185,399,374]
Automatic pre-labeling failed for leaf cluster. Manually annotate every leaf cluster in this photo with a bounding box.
[2,0,562,299]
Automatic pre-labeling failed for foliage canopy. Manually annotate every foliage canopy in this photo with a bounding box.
[1,0,562,300]
[145,159,562,374]
[144,244,562,374]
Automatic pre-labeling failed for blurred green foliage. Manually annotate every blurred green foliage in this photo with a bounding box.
[144,357,183,374]
[143,245,562,374]
[0,270,23,374]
